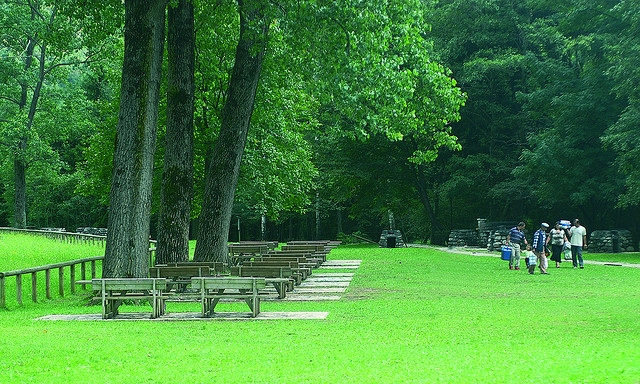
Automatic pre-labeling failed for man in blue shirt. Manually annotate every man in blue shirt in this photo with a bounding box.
[506,222,528,270]
[533,222,550,274]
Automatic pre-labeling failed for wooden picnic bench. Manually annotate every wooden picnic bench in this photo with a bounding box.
[255,256,318,269]
[280,245,329,262]
[228,244,268,265]
[233,241,278,250]
[153,262,226,274]
[230,266,294,299]
[191,277,266,318]
[242,260,310,281]
[91,278,168,319]
[287,240,341,248]
[266,250,323,266]
[149,265,214,290]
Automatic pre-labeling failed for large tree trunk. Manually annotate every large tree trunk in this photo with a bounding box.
[13,11,39,230]
[194,0,269,263]
[408,138,442,234]
[103,0,167,278]
[156,0,195,265]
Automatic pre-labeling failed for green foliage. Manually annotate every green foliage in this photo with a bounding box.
[3,0,639,241]
[600,0,640,207]
[0,0,122,228]
[234,19,319,220]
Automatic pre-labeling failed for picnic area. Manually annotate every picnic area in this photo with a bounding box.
[1,231,640,383]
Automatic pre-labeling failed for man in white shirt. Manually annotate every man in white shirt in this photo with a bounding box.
[569,218,587,269]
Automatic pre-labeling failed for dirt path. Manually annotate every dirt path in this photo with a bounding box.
[407,244,640,269]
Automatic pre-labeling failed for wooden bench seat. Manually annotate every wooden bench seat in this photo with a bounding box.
[280,245,329,262]
[266,250,323,264]
[232,241,278,250]
[241,260,310,281]
[154,262,226,274]
[287,240,341,248]
[91,278,168,319]
[259,255,321,268]
[149,265,213,290]
[191,277,267,318]
[230,266,294,299]
[228,244,269,265]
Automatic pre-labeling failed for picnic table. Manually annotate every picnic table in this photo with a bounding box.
[191,276,266,317]
[230,265,294,299]
[149,264,218,290]
[228,244,268,265]
[91,278,168,319]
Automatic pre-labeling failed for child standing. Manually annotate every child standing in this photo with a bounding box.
[524,245,537,274]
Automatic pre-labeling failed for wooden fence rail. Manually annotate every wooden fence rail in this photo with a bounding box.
[0,256,104,308]
[0,227,108,246]
[0,228,159,308]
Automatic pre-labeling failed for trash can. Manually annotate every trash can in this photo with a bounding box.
[501,245,512,260]
[386,235,397,248]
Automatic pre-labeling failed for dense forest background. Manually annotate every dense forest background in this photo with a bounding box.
[1,0,639,246]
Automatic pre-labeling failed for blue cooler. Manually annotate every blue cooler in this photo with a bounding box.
[501,246,512,260]
[559,220,571,229]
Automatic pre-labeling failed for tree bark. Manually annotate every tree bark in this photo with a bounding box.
[13,8,39,229]
[315,192,320,240]
[414,162,442,232]
[194,0,269,263]
[156,0,195,265]
[103,0,167,278]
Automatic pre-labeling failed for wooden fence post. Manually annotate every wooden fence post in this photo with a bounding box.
[0,254,103,307]
[81,262,87,290]
[31,272,37,303]
[16,274,22,305]
[46,269,51,299]
[0,273,5,308]
[58,267,64,297]
[70,265,75,294]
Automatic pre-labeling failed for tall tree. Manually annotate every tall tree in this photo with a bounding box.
[297,0,465,239]
[194,0,270,264]
[103,0,167,278]
[156,0,195,264]
[0,0,116,228]
[602,0,640,208]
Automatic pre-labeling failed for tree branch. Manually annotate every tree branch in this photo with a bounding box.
[329,16,351,56]
[0,96,21,105]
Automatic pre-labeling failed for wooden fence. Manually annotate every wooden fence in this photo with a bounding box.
[0,228,158,308]
[0,256,103,308]
[0,227,107,246]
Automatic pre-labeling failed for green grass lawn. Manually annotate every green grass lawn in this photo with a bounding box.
[1,237,640,383]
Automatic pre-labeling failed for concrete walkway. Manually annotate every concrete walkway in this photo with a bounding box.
[36,311,330,322]
[408,244,640,269]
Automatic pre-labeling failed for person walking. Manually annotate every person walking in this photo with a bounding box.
[549,222,569,268]
[523,245,537,274]
[506,222,528,270]
[569,218,587,269]
[533,223,550,274]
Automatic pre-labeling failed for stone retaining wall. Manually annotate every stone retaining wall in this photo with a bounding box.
[588,230,635,253]
[447,230,479,247]
[486,228,514,251]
